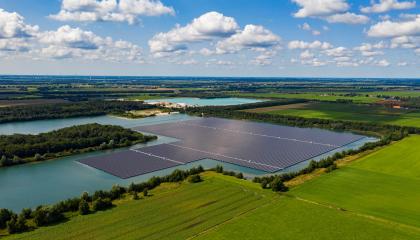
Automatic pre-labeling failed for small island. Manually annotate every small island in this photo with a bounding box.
[0,123,156,168]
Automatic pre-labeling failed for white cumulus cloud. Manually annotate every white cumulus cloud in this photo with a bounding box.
[50,0,174,24]
[292,0,349,18]
[326,12,369,24]
[367,15,420,37]
[361,0,416,13]
[148,12,239,55]
[0,9,39,38]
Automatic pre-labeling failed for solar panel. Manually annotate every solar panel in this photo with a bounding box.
[80,117,365,178]
[79,150,181,179]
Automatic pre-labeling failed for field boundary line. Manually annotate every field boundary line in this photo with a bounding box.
[186,196,283,240]
[290,195,420,233]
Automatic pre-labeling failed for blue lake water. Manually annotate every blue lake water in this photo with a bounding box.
[145,97,262,106]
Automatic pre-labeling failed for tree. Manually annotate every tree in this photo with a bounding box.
[78,200,90,215]
[0,208,14,229]
[143,188,148,197]
[0,155,8,167]
[271,177,288,192]
[7,214,28,234]
[132,191,139,200]
[92,198,112,211]
[215,165,223,173]
[187,174,202,183]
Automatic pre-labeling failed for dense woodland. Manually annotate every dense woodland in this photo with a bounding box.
[0,123,156,167]
[0,101,153,123]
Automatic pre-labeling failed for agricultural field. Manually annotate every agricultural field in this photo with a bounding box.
[290,135,420,228]
[234,92,382,103]
[368,91,420,98]
[6,170,420,240]
[246,102,420,128]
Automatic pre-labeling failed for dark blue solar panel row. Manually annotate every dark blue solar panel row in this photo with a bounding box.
[79,117,366,178]
[79,150,179,179]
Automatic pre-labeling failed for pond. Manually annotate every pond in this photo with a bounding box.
[145,97,263,106]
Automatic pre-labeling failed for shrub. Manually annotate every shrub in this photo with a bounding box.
[78,200,90,215]
[271,177,288,192]
[92,198,112,212]
[188,174,202,183]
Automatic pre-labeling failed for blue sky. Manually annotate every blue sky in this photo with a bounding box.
[0,0,419,77]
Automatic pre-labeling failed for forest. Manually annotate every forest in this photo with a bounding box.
[0,101,154,123]
[0,123,156,167]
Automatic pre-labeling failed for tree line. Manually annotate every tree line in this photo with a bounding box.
[0,166,206,235]
[0,123,156,168]
[0,101,154,123]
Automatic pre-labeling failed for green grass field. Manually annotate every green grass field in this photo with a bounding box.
[234,92,381,103]
[249,102,420,128]
[291,135,420,228]
[7,169,420,240]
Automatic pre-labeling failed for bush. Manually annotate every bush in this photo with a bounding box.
[271,177,288,192]
[188,174,202,183]
[92,198,112,212]
[7,214,28,234]
[215,165,224,173]
[78,200,90,215]
[143,188,148,197]
[0,208,14,229]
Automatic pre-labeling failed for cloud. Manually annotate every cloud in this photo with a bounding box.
[375,59,391,66]
[0,39,30,52]
[367,15,420,37]
[300,50,314,59]
[326,12,369,24]
[390,35,420,48]
[361,0,416,13]
[149,12,239,55]
[299,22,322,35]
[292,0,349,18]
[215,24,280,54]
[354,42,386,56]
[39,25,103,50]
[324,46,351,57]
[50,0,174,24]
[288,40,333,49]
[0,9,39,38]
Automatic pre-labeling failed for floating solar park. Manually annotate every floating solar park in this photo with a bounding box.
[79,117,365,179]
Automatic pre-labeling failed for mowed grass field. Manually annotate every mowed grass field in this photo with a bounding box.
[291,135,420,228]
[247,102,420,127]
[234,92,381,103]
[7,170,420,240]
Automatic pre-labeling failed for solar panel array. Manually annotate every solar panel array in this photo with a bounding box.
[80,117,365,178]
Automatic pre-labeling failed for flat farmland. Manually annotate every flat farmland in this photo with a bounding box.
[6,171,420,240]
[246,102,420,128]
[290,135,420,228]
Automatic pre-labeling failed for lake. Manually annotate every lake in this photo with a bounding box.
[145,97,263,106]
[0,97,373,211]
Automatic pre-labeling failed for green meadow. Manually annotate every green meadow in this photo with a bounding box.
[7,167,420,240]
[291,136,420,228]
[250,102,420,128]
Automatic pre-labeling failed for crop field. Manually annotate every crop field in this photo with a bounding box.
[7,170,420,240]
[291,135,420,228]
[246,102,420,128]
[234,92,381,103]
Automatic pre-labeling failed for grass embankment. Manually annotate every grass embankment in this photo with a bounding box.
[233,92,381,103]
[290,135,420,228]
[247,102,420,128]
[6,168,420,240]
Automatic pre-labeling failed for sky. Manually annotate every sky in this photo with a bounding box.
[0,0,419,77]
